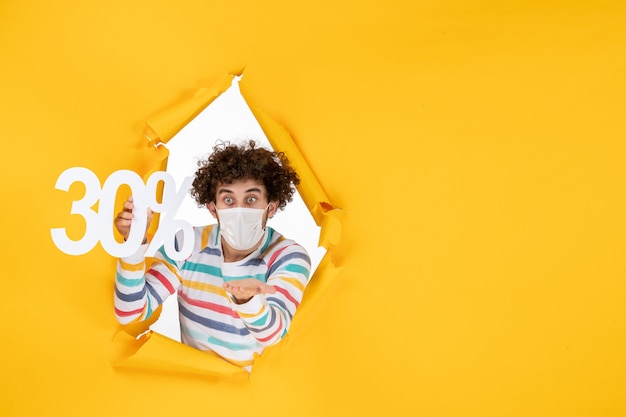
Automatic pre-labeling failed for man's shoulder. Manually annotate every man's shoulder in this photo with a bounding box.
[263,227,309,257]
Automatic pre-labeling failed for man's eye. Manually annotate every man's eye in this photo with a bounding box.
[224,197,234,204]
[247,197,257,204]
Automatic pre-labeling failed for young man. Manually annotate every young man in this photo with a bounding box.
[113,141,311,371]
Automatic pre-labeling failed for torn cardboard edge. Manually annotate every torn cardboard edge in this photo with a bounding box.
[111,71,344,378]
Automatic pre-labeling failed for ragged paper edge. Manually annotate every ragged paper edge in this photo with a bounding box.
[111,71,344,378]
[144,72,239,149]
[110,330,248,379]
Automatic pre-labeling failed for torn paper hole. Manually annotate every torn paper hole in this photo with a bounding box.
[149,76,327,342]
[112,73,344,377]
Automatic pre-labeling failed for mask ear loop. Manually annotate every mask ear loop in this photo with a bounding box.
[262,203,273,230]
[209,202,219,222]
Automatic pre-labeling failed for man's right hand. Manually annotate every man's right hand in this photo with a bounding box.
[114,196,153,242]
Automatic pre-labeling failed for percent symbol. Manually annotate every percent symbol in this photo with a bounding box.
[143,172,195,261]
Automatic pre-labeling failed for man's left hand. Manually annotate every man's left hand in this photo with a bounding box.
[223,279,277,304]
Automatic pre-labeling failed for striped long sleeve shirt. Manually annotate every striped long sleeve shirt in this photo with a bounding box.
[114,225,311,370]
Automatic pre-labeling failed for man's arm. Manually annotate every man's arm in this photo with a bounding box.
[114,245,182,324]
[113,196,181,324]
[226,243,311,346]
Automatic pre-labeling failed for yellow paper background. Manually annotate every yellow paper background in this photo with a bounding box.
[1,1,626,416]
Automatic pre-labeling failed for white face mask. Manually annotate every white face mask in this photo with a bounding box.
[216,206,268,251]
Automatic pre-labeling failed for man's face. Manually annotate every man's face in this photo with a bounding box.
[208,179,277,223]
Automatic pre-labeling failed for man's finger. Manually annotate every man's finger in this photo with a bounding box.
[117,212,133,220]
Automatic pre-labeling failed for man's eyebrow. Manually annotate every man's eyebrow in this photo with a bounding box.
[217,187,262,194]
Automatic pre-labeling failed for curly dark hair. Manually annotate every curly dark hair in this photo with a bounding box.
[190,140,300,211]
